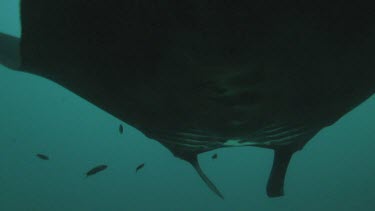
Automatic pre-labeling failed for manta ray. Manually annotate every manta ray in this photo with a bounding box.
[1,1,375,199]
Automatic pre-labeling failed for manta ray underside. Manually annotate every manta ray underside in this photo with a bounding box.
[1,1,375,199]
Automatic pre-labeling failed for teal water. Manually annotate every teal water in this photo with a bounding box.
[1,2,375,211]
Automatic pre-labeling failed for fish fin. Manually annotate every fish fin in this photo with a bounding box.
[187,155,224,199]
[0,32,21,70]
[266,149,294,197]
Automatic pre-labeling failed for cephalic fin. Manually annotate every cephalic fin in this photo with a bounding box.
[188,155,224,199]
[266,149,294,197]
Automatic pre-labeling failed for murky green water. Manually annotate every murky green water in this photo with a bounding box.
[1,2,374,210]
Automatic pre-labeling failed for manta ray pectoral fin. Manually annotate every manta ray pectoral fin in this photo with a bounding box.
[186,155,224,199]
[266,149,294,197]
[0,32,21,70]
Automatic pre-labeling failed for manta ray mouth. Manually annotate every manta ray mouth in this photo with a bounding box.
[142,124,320,199]
[146,122,318,151]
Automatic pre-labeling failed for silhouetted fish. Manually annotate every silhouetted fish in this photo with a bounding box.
[1,1,375,199]
[211,154,218,159]
[136,163,145,173]
[86,165,108,177]
[119,124,123,134]
[36,154,49,160]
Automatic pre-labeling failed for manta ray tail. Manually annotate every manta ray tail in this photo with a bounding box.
[267,149,294,197]
[187,155,224,199]
[0,32,21,70]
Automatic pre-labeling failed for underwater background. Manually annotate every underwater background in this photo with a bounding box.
[1,1,375,211]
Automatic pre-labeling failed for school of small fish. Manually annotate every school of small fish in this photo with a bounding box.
[32,125,217,178]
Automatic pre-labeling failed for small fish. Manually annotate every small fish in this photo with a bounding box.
[119,124,124,134]
[136,163,145,173]
[86,165,108,177]
[36,154,49,160]
[211,153,218,159]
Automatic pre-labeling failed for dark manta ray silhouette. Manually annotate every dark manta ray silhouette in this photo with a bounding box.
[1,1,375,199]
